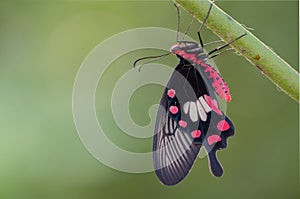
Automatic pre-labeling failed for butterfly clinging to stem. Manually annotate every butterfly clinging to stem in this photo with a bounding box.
[134,0,246,186]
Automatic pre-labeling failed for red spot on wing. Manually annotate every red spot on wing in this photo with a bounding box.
[178,120,187,128]
[207,135,222,145]
[217,120,230,131]
[191,130,201,138]
[212,99,218,108]
[204,95,222,115]
[169,106,178,114]
[167,89,176,98]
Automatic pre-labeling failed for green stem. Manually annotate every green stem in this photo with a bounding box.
[174,0,299,103]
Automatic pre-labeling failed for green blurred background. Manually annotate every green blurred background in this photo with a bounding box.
[0,1,298,199]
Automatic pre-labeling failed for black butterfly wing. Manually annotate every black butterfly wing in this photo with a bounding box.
[153,57,210,186]
[153,57,235,185]
[204,113,235,177]
[153,105,201,186]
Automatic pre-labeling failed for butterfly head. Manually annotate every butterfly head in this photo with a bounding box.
[170,41,204,57]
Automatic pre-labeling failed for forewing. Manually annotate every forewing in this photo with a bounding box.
[153,58,207,186]
[153,90,201,186]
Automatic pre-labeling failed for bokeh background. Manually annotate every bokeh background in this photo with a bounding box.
[0,1,298,199]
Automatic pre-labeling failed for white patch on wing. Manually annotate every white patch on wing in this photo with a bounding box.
[182,96,214,123]
[199,96,211,112]
[183,102,190,114]
[197,100,207,121]
[189,102,198,122]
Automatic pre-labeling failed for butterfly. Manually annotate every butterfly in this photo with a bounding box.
[134,1,246,186]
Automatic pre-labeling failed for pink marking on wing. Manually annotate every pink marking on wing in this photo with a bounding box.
[204,95,222,115]
[167,89,176,98]
[169,106,178,115]
[212,99,218,108]
[191,130,201,138]
[178,120,187,128]
[217,120,230,131]
[207,135,222,145]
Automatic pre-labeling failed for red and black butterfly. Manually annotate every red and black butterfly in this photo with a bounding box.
[134,1,246,186]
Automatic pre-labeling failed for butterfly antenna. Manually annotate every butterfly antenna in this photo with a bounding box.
[181,17,194,40]
[133,52,171,72]
[174,3,181,42]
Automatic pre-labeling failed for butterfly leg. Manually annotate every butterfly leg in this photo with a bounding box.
[208,33,247,55]
[208,48,234,59]
[203,40,224,47]
[197,0,214,47]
